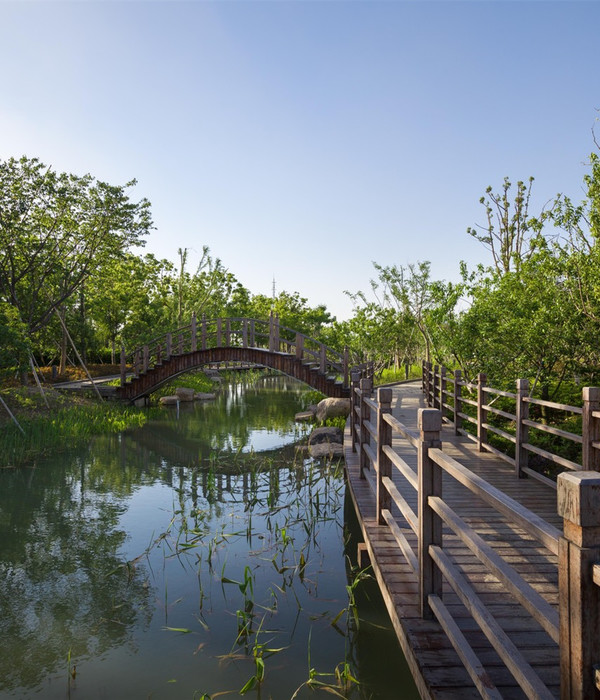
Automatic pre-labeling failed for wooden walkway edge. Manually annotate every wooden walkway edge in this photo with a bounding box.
[343,382,566,699]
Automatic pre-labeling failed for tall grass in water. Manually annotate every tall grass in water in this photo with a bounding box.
[0,403,153,468]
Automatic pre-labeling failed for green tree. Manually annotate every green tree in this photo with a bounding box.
[467,176,537,276]
[0,156,152,369]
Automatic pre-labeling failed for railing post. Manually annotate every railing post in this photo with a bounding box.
[359,377,372,478]
[120,345,126,387]
[440,366,446,420]
[351,370,361,453]
[422,359,426,395]
[249,319,255,348]
[319,345,326,374]
[477,372,487,452]
[295,333,304,360]
[582,387,600,471]
[225,319,231,346]
[433,365,439,409]
[216,318,222,347]
[242,319,248,348]
[557,471,600,700]
[453,369,462,436]
[343,347,349,388]
[377,388,393,525]
[191,312,197,352]
[515,378,529,478]
[418,408,443,619]
[268,313,274,352]
[165,333,172,361]
[426,362,432,405]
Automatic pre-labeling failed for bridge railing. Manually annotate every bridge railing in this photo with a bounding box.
[120,314,355,387]
[351,384,600,699]
[422,361,600,488]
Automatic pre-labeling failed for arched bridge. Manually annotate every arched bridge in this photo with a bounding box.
[117,315,370,403]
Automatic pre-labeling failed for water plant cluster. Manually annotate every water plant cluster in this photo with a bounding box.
[105,445,386,699]
[0,394,156,468]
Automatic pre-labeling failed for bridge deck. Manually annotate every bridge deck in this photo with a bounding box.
[343,382,561,699]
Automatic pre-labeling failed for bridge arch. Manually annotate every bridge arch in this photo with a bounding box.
[116,316,367,403]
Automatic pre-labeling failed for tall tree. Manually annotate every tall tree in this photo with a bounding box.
[467,176,537,276]
[0,156,152,355]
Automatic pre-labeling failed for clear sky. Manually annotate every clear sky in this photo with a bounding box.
[1,0,598,320]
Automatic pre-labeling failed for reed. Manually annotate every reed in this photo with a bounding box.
[0,401,157,468]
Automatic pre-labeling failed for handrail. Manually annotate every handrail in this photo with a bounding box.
[422,362,600,480]
[120,314,371,390]
[351,381,600,699]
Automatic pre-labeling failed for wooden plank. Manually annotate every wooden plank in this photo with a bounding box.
[344,382,564,699]
[429,495,559,643]
[430,546,555,700]
[428,593,504,700]
[428,447,561,555]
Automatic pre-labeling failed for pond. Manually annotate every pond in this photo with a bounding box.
[0,372,419,699]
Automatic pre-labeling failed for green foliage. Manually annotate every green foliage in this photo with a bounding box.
[0,393,154,467]
[0,156,151,337]
[0,301,30,371]
[466,176,536,276]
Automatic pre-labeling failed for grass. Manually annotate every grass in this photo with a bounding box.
[152,370,218,399]
[0,386,155,468]
[375,365,421,385]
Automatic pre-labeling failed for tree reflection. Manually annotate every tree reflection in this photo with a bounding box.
[0,455,152,692]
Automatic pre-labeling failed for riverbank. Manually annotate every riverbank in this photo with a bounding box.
[0,387,155,468]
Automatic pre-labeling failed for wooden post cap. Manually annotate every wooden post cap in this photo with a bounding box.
[377,387,392,404]
[583,386,600,402]
[557,471,600,527]
[418,408,442,433]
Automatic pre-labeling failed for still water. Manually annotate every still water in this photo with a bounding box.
[0,373,419,699]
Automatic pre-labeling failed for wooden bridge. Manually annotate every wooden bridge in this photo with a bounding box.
[117,315,369,402]
[345,366,600,699]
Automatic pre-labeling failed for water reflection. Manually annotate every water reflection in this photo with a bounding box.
[0,374,418,699]
[0,460,152,693]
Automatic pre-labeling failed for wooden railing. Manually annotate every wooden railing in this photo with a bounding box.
[422,361,600,488]
[120,314,356,388]
[351,380,600,699]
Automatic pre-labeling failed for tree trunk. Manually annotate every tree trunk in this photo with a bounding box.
[59,307,68,375]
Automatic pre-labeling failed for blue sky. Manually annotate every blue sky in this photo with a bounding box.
[1,0,598,320]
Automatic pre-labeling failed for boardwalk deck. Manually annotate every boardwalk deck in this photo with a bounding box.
[343,382,562,699]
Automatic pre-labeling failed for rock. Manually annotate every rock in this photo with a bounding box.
[308,442,344,459]
[295,410,315,422]
[315,398,351,423]
[159,395,179,405]
[204,368,223,382]
[194,392,216,400]
[175,387,195,402]
[308,426,343,446]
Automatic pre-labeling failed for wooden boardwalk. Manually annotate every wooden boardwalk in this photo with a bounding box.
[344,382,563,699]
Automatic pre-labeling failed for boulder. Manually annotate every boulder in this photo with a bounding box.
[204,369,223,382]
[315,398,351,423]
[308,442,344,459]
[308,426,344,446]
[295,410,315,422]
[175,387,195,402]
[159,395,179,405]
